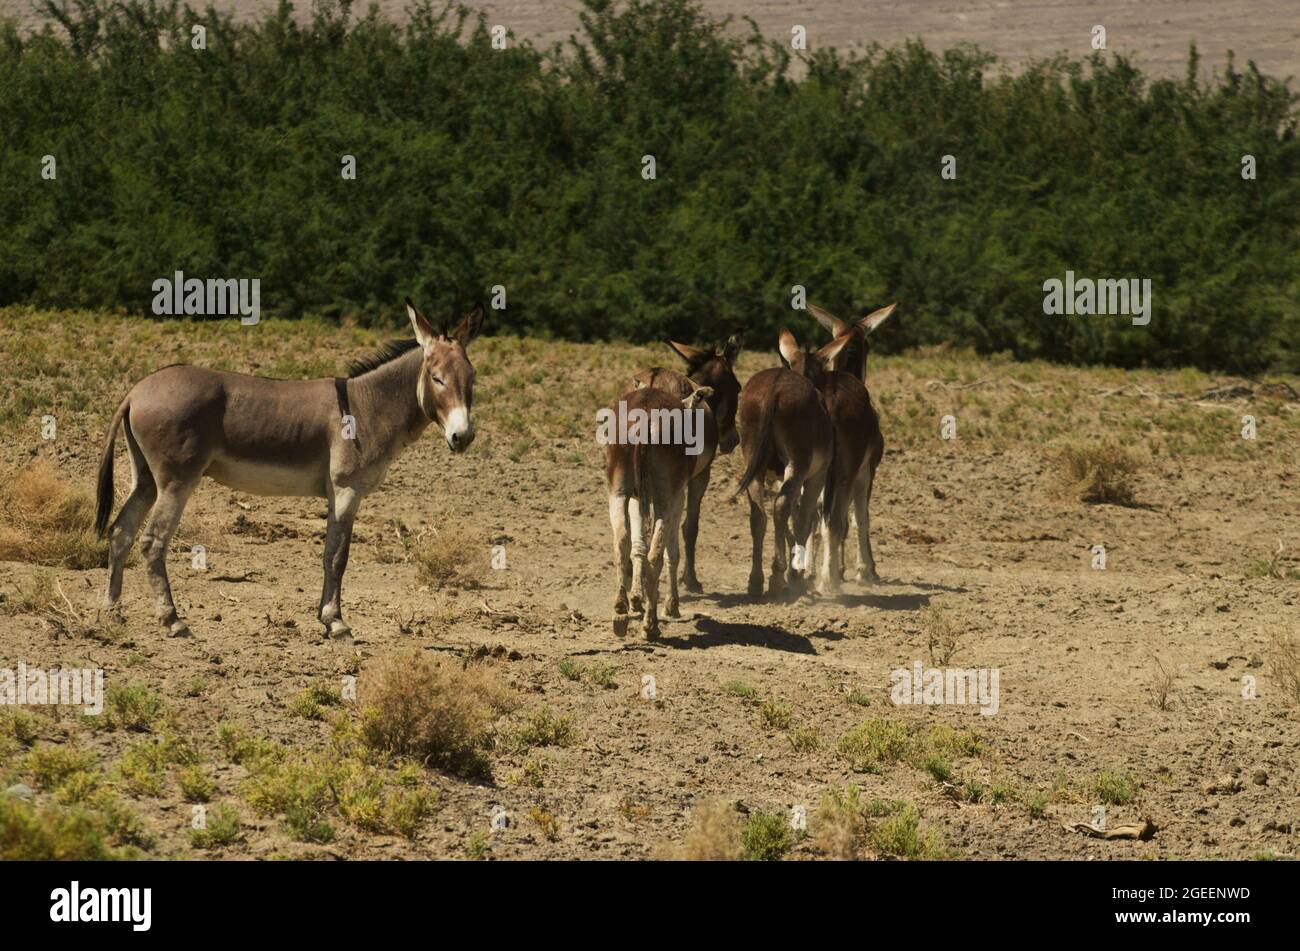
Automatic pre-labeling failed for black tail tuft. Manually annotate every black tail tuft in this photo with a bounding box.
[95,403,126,538]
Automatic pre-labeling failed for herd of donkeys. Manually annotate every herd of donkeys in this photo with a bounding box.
[604,302,898,637]
[91,297,894,643]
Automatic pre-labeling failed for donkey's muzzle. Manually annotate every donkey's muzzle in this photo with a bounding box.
[447,428,475,453]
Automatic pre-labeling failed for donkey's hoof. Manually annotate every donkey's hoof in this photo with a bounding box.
[817,580,842,599]
[630,594,644,614]
[326,621,354,643]
[167,620,192,638]
[612,614,630,637]
[643,616,661,640]
[855,568,880,585]
[747,575,765,598]
[665,600,680,619]
[681,575,703,594]
[767,574,785,599]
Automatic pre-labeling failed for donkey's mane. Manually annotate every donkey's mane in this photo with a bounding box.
[347,338,420,378]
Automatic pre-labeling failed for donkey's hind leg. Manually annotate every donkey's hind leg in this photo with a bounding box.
[746,479,767,598]
[609,492,632,636]
[680,467,710,593]
[105,421,157,607]
[853,457,881,584]
[138,478,198,637]
[662,492,686,619]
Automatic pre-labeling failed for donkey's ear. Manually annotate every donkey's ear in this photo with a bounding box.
[816,332,854,371]
[777,328,801,368]
[857,302,898,335]
[666,340,707,365]
[807,303,850,337]
[451,304,485,346]
[406,298,436,349]
[722,333,743,366]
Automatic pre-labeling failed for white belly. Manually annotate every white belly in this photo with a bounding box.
[206,456,325,497]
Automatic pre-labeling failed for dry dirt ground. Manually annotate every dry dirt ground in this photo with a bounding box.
[1,310,1298,860]
[4,0,1297,80]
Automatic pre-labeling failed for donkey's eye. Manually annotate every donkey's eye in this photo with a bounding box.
[431,376,445,387]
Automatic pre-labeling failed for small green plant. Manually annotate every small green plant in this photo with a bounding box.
[504,707,578,752]
[870,804,943,859]
[103,684,165,732]
[179,766,215,803]
[189,804,242,849]
[1094,772,1139,806]
[467,830,490,860]
[741,810,792,861]
[723,681,758,700]
[25,744,96,790]
[922,756,953,783]
[291,684,342,720]
[788,726,821,753]
[759,700,792,730]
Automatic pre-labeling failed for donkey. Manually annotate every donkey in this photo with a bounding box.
[775,328,875,594]
[605,381,716,638]
[630,335,741,593]
[806,301,896,581]
[94,299,483,641]
[735,342,841,600]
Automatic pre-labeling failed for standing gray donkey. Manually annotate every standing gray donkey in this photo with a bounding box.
[95,299,483,640]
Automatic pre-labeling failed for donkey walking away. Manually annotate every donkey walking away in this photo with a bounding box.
[735,346,836,600]
[95,299,484,640]
[806,301,896,582]
[775,327,872,594]
[606,381,717,638]
[630,335,741,594]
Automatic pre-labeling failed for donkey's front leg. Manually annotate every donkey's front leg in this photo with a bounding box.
[319,487,359,641]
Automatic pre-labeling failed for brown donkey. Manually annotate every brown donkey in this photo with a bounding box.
[806,301,896,581]
[775,328,874,594]
[735,340,842,600]
[95,299,484,640]
[604,381,716,637]
[630,335,741,592]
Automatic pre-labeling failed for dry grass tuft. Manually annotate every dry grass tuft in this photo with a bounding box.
[0,462,105,568]
[675,799,743,860]
[1269,632,1300,706]
[358,650,517,778]
[402,521,491,589]
[1050,442,1142,505]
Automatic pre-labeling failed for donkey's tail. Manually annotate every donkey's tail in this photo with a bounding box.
[736,395,777,498]
[95,398,129,538]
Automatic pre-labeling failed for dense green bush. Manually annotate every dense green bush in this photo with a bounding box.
[1,0,1296,370]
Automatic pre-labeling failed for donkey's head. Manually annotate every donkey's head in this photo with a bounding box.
[405,298,484,453]
[666,334,742,453]
[807,302,897,381]
[778,327,855,387]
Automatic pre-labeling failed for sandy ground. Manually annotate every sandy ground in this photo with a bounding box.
[3,0,1296,79]
[2,315,1297,860]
